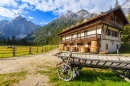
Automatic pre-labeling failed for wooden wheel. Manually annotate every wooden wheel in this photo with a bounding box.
[58,63,73,81]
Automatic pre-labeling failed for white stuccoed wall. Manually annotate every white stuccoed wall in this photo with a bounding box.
[99,40,121,53]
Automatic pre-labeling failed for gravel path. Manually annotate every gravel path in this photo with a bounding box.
[0,49,61,86]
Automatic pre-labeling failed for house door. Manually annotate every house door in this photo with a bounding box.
[88,42,91,52]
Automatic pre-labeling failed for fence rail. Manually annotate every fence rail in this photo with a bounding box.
[0,45,59,58]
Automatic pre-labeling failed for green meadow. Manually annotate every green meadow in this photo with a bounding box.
[0,45,58,59]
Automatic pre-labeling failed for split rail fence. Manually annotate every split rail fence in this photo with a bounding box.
[0,45,59,58]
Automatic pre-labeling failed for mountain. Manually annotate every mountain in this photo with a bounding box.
[26,9,98,44]
[121,0,130,15]
[0,20,10,28]
[0,15,40,39]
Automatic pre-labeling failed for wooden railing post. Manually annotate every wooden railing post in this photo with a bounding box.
[96,22,97,39]
[42,46,43,52]
[45,47,46,51]
[29,46,31,53]
[37,46,38,53]
[13,46,15,56]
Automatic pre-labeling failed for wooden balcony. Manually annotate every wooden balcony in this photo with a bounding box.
[109,20,123,29]
[59,34,101,43]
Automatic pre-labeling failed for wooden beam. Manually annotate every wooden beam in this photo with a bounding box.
[59,21,102,36]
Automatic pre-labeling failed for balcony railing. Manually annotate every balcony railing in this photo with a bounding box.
[109,20,123,29]
[59,34,101,43]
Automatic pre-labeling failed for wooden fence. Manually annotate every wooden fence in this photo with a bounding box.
[0,45,59,58]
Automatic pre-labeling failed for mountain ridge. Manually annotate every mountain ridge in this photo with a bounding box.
[0,15,41,39]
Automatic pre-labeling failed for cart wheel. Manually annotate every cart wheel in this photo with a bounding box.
[58,63,73,81]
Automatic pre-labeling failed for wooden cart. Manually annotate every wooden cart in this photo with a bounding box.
[54,51,130,81]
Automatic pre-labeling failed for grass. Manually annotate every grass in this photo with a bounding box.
[36,66,130,86]
[0,71,27,86]
[0,45,58,59]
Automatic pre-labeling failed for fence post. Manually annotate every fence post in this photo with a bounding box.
[29,46,31,53]
[47,46,48,51]
[42,46,43,52]
[45,47,46,51]
[13,46,15,56]
[37,46,38,53]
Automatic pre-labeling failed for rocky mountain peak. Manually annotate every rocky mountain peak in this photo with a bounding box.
[76,9,89,14]
[122,0,130,8]
[0,16,40,39]
[121,0,130,15]
[57,9,97,20]
[67,10,73,14]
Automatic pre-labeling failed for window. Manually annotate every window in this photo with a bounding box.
[106,29,108,35]
[77,32,80,38]
[84,30,87,36]
[106,29,110,36]
[108,29,111,35]
[112,30,114,36]
[106,44,108,50]
[110,16,113,20]
[115,31,117,37]
[117,44,118,49]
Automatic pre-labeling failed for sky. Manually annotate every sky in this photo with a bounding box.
[0,0,125,26]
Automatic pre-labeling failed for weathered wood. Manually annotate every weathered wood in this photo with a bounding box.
[102,62,107,66]
[37,46,38,53]
[29,46,31,53]
[42,46,43,52]
[13,46,15,56]
[96,61,100,65]
[90,60,93,65]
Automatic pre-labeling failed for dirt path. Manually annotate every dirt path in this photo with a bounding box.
[0,49,61,86]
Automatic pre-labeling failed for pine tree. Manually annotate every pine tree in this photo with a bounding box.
[115,0,119,7]
[127,7,130,23]
[110,6,112,10]
[121,7,130,45]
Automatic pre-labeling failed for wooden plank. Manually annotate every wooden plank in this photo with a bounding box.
[109,62,114,66]
[90,60,93,65]
[96,61,100,65]
[102,62,107,66]
[116,63,122,66]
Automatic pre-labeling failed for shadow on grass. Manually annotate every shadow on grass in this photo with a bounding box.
[74,68,122,82]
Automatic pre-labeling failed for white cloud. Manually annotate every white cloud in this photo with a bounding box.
[0,7,16,18]
[18,3,34,10]
[0,0,126,19]
[28,16,34,19]
[0,0,18,7]
[21,0,125,15]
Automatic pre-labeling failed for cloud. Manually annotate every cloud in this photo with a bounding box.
[28,16,34,19]
[0,0,18,7]
[21,0,125,15]
[0,0,126,19]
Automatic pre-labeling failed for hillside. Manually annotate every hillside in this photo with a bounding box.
[26,9,97,45]
[0,15,40,39]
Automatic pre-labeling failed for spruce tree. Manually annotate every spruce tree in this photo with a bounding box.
[115,0,119,7]
[121,7,130,45]
[110,6,112,10]
[127,7,130,23]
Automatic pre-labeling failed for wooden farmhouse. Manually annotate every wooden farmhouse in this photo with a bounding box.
[58,6,129,53]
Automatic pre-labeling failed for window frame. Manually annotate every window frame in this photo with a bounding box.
[106,44,108,50]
